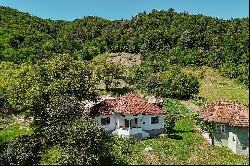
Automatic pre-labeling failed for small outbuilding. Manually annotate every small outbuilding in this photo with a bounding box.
[199,100,249,156]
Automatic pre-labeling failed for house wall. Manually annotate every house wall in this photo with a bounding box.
[228,127,237,153]
[211,124,249,156]
[213,123,229,147]
[233,127,249,156]
[95,114,165,137]
[116,114,142,129]
[95,114,116,132]
[141,114,164,136]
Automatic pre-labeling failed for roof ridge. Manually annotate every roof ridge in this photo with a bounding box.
[200,100,249,127]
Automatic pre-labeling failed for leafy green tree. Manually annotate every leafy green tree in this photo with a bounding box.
[0,55,115,165]
[2,55,97,113]
[4,134,42,165]
[96,62,124,91]
[195,115,215,145]
[60,117,110,165]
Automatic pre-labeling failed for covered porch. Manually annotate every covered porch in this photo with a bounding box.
[112,114,150,138]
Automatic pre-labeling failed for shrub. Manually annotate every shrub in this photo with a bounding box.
[160,70,200,99]
[4,134,42,165]
[59,117,110,165]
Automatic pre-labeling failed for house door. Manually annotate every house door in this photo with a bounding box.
[125,119,129,128]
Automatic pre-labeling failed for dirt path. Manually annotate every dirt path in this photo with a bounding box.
[180,100,201,113]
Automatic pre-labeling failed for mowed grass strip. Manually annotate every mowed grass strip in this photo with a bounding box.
[0,122,32,144]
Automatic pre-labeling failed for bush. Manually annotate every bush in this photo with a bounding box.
[59,117,110,165]
[164,111,176,135]
[191,96,207,106]
[163,98,195,134]
[159,70,199,99]
[4,134,42,165]
[127,64,200,99]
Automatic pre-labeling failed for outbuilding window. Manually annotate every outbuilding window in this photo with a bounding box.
[216,124,225,132]
[151,116,159,124]
[101,117,110,125]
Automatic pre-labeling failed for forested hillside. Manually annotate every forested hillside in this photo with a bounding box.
[0,6,249,165]
[0,6,249,85]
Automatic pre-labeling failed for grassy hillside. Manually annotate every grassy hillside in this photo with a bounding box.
[183,66,249,106]
[0,6,248,86]
[0,6,248,165]
[109,99,248,165]
[110,119,248,165]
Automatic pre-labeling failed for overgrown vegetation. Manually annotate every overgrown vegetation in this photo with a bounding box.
[0,6,249,165]
[0,55,112,165]
[0,7,248,86]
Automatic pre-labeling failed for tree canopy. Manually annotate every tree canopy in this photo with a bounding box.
[0,6,248,86]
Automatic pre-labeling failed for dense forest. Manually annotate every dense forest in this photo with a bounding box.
[0,6,249,165]
[0,6,249,85]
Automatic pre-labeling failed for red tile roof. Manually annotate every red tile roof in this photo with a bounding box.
[91,92,165,116]
[90,99,117,116]
[199,100,249,127]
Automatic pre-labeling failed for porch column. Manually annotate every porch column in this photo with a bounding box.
[117,118,120,129]
[128,119,131,130]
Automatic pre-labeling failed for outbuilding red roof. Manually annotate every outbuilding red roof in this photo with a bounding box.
[199,100,249,127]
[91,92,165,116]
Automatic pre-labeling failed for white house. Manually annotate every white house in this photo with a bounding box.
[90,92,166,139]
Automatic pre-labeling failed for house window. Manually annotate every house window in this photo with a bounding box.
[134,118,137,124]
[216,124,225,132]
[151,116,159,124]
[101,117,110,125]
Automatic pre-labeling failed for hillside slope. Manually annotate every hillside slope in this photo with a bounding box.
[0,6,249,86]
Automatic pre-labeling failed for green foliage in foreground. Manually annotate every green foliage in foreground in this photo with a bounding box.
[0,117,111,165]
[0,55,113,165]
[3,134,42,165]
[0,55,97,114]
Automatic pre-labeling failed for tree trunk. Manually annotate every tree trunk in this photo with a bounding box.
[209,132,215,146]
[105,83,109,91]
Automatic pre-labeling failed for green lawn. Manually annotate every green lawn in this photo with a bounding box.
[40,145,62,165]
[109,119,248,165]
[109,99,249,165]
[0,115,32,145]
[182,66,249,106]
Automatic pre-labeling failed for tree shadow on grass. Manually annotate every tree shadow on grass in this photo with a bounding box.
[168,129,196,140]
[101,155,128,165]
[169,134,183,140]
